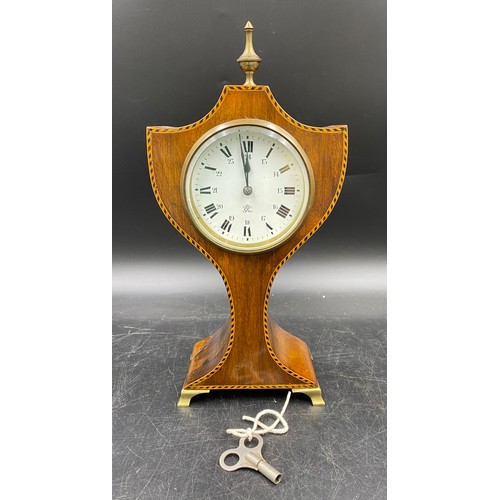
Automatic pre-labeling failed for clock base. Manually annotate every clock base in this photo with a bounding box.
[177,315,324,401]
[177,386,325,407]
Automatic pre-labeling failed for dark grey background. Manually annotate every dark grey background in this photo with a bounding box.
[113,0,386,260]
[113,1,386,498]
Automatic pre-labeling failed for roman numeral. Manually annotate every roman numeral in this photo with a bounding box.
[220,146,232,157]
[284,187,295,195]
[266,223,273,231]
[279,165,290,174]
[242,140,253,153]
[200,186,211,194]
[221,219,232,232]
[266,144,275,158]
[276,205,290,218]
[204,203,218,217]
[243,226,252,237]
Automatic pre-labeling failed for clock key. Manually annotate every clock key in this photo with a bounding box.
[219,434,282,484]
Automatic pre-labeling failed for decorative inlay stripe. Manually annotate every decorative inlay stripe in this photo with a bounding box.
[188,384,313,390]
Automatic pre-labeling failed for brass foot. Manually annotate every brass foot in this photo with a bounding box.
[292,387,325,406]
[177,389,210,407]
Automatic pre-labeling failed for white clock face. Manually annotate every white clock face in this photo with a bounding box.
[182,120,313,253]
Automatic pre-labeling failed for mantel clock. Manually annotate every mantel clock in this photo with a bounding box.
[146,22,348,407]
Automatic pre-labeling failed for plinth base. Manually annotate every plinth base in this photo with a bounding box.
[177,386,325,407]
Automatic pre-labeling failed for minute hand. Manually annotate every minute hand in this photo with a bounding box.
[239,135,251,187]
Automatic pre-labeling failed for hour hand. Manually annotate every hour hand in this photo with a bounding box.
[243,153,251,186]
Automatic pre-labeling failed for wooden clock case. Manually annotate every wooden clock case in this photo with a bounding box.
[147,85,347,406]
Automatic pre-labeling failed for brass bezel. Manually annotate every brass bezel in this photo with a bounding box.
[180,119,315,254]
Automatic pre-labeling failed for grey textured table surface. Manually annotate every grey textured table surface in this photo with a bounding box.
[113,259,386,499]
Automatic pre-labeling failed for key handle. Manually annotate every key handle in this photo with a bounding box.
[219,434,264,471]
[219,435,282,484]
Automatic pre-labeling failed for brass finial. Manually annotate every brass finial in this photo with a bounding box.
[237,21,261,86]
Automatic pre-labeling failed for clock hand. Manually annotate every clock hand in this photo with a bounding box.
[238,133,246,170]
[239,134,253,195]
[244,155,250,186]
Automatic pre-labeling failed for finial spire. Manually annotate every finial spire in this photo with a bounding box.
[237,21,261,86]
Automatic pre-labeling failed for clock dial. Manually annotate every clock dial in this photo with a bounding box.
[183,120,313,253]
